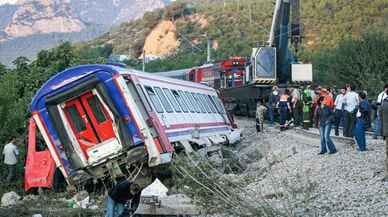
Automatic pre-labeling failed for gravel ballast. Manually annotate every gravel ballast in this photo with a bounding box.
[217,117,388,217]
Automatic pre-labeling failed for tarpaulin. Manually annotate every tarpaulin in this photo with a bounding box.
[24,118,56,191]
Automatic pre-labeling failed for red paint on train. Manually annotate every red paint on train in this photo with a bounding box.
[187,57,247,89]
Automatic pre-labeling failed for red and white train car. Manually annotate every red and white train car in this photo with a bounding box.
[25,64,236,190]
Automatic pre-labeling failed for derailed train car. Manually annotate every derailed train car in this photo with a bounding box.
[24,64,237,191]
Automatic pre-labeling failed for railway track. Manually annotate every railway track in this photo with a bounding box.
[290,127,355,145]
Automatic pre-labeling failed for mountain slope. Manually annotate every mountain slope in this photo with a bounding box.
[0,0,171,65]
[83,0,388,69]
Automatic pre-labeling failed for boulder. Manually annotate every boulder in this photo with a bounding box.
[1,191,21,207]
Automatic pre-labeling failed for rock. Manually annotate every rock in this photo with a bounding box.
[72,190,89,208]
[1,191,21,207]
[23,194,39,201]
[88,204,99,210]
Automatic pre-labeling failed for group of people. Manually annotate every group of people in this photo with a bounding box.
[256,83,388,154]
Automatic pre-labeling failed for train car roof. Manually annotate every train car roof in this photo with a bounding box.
[30,64,213,112]
[152,68,192,77]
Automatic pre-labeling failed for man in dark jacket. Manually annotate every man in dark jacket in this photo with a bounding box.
[317,89,337,155]
[106,176,142,217]
[267,86,280,126]
[354,92,370,151]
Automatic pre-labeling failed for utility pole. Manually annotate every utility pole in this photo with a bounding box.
[207,36,212,63]
[142,50,146,72]
[249,2,252,25]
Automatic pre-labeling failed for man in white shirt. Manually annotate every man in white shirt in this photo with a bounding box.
[343,85,360,137]
[374,84,388,139]
[377,84,388,105]
[334,88,346,136]
[2,137,19,182]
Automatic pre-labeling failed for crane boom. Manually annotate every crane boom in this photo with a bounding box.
[268,0,283,46]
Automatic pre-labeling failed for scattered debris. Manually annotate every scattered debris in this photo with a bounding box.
[1,191,21,207]
[135,179,200,216]
[73,190,90,209]
[135,193,199,216]
[141,179,168,197]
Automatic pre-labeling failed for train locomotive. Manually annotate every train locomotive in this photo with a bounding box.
[153,0,313,116]
[24,64,237,191]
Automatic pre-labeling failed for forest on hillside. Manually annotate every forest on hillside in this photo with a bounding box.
[84,0,388,66]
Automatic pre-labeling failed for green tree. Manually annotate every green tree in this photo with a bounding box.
[312,32,388,97]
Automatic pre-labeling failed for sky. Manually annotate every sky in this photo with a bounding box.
[0,0,19,5]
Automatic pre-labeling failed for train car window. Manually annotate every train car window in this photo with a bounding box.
[210,95,222,114]
[212,96,226,114]
[171,90,189,113]
[193,93,207,113]
[206,95,218,113]
[135,84,152,112]
[65,105,86,132]
[185,91,201,113]
[163,88,181,113]
[154,87,173,113]
[199,94,212,113]
[179,90,195,113]
[87,95,107,123]
[144,86,164,113]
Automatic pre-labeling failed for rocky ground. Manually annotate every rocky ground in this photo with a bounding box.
[1,117,388,217]
[222,117,388,217]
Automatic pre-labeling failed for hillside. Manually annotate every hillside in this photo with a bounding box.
[0,0,171,65]
[83,0,388,71]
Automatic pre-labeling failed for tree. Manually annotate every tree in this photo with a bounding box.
[12,56,29,71]
[312,32,388,97]
[0,63,7,79]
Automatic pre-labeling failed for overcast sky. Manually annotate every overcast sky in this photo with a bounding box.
[0,0,19,5]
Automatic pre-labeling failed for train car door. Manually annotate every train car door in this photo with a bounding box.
[63,91,120,162]
[24,118,56,191]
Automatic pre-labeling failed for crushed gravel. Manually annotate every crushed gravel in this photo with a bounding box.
[223,117,388,217]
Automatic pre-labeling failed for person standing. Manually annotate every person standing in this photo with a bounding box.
[301,87,313,130]
[2,137,19,182]
[317,89,337,155]
[374,84,388,139]
[106,176,142,217]
[343,84,359,137]
[291,88,303,127]
[354,92,370,152]
[334,88,346,136]
[256,100,268,134]
[267,86,280,126]
[312,87,322,128]
[278,89,291,131]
